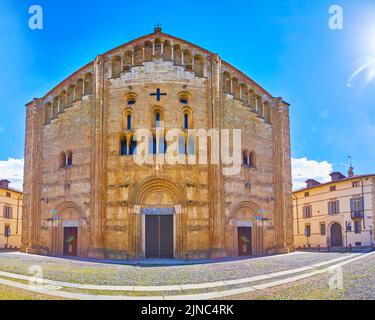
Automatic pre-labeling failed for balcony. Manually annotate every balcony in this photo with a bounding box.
[351,211,364,220]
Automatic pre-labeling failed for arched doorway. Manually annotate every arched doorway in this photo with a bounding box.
[130,178,186,259]
[330,223,343,247]
[51,202,87,257]
[226,201,265,257]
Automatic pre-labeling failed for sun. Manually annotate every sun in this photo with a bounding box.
[348,57,375,87]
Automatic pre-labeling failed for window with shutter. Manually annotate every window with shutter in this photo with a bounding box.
[303,205,312,218]
[3,206,13,219]
[320,223,326,235]
[4,225,11,238]
[305,225,311,237]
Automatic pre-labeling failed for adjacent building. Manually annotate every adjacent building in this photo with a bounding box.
[293,168,375,249]
[0,179,23,249]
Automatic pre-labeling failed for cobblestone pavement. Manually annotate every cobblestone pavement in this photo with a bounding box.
[221,252,375,300]
[0,251,361,286]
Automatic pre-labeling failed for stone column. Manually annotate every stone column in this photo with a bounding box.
[208,55,226,257]
[22,99,43,254]
[272,97,293,253]
[88,55,107,258]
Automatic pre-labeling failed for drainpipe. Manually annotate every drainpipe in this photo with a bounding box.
[292,193,299,234]
[16,193,23,235]
[359,177,365,229]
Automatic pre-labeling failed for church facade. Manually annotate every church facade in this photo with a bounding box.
[22,28,294,259]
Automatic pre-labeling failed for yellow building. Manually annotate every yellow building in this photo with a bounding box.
[293,168,375,250]
[0,180,23,249]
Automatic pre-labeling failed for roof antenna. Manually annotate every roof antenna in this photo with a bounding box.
[154,22,162,33]
[347,155,354,177]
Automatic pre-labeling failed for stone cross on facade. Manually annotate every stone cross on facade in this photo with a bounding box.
[150,88,167,101]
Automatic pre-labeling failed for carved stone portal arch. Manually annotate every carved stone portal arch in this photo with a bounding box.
[51,202,89,257]
[226,201,265,256]
[129,177,187,259]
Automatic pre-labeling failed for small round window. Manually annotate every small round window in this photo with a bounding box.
[179,98,188,105]
[127,99,136,106]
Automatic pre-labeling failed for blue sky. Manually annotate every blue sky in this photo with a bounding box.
[1,0,375,190]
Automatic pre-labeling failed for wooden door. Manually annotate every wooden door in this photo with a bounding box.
[159,215,174,259]
[238,227,252,256]
[145,215,173,259]
[63,227,78,256]
[331,223,343,247]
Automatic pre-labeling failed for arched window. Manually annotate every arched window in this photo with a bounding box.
[129,136,137,155]
[156,112,161,127]
[249,151,256,168]
[184,113,189,129]
[243,150,249,166]
[76,79,83,100]
[159,137,167,154]
[193,55,204,77]
[52,97,59,118]
[144,41,153,61]
[187,136,195,155]
[223,72,231,94]
[84,73,93,95]
[183,49,192,70]
[67,151,73,167]
[154,38,162,58]
[249,89,256,110]
[240,84,248,104]
[123,50,132,71]
[67,85,75,105]
[264,102,271,124]
[163,40,172,60]
[59,152,66,168]
[181,107,192,129]
[232,78,240,100]
[178,135,186,154]
[120,137,127,156]
[257,96,264,117]
[134,46,143,66]
[111,55,122,78]
[173,44,182,65]
[127,114,132,130]
[149,135,157,155]
[60,90,67,111]
[44,102,51,124]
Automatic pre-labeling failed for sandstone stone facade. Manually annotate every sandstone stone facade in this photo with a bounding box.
[22,28,294,259]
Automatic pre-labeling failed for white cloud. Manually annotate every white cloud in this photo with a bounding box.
[0,158,24,191]
[292,157,333,190]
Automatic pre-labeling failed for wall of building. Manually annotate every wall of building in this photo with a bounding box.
[0,187,22,249]
[293,176,375,249]
[22,30,293,259]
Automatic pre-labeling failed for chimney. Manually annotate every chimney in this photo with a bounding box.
[348,166,354,178]
[154,24,162,33]
[0,179,10,189]
[330,172,346,181]
[305,179,321,188]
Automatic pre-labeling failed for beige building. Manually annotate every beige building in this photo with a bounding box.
[22,27,293,259]
[0,180,22,249]
[293,168,375,249]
